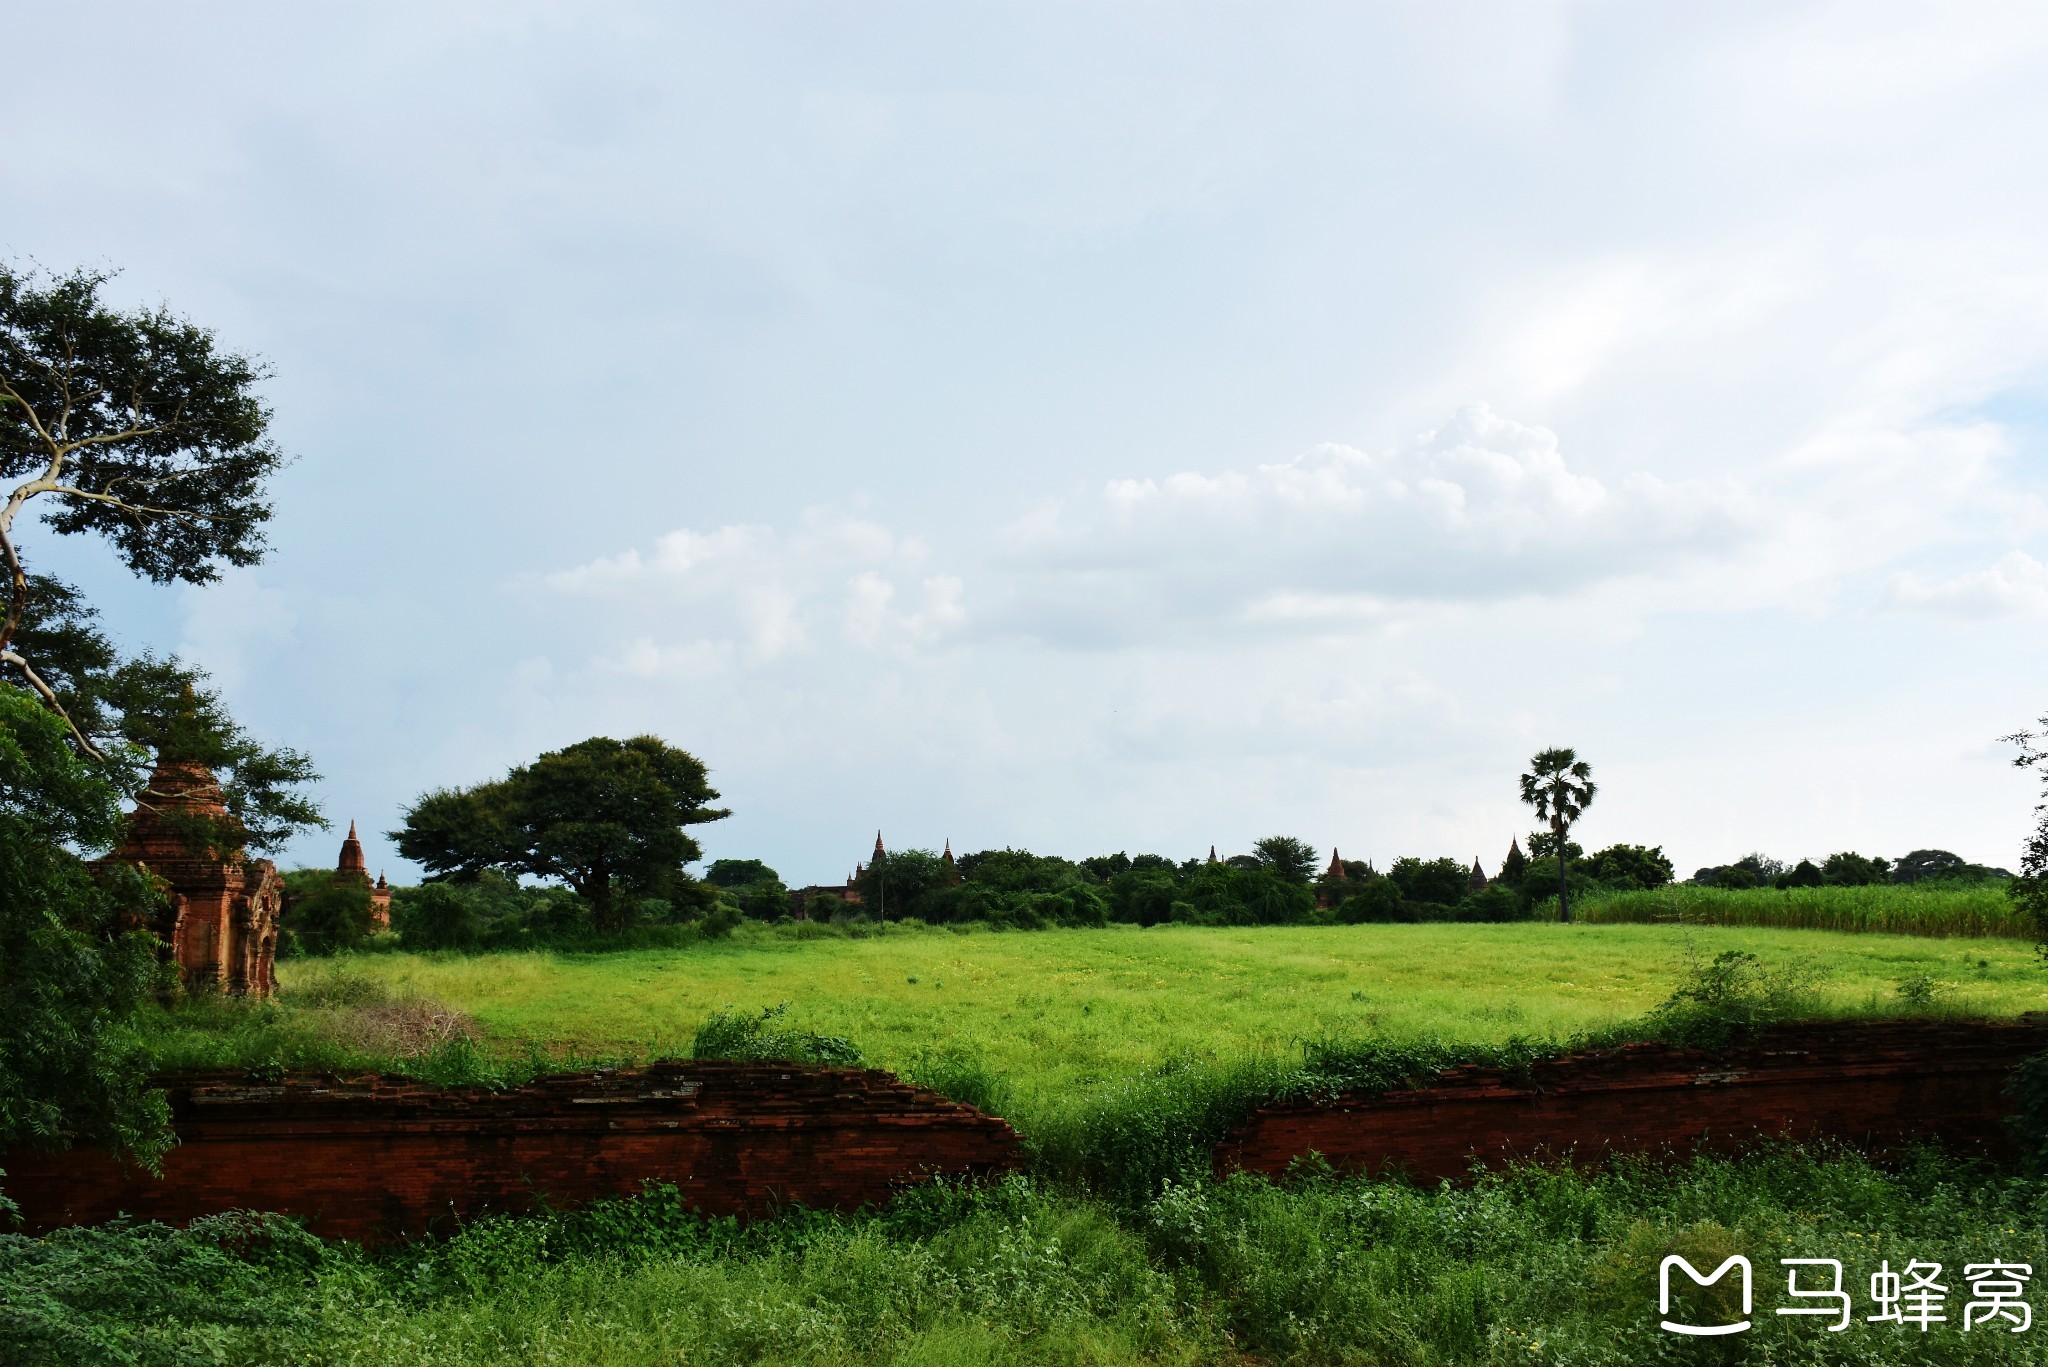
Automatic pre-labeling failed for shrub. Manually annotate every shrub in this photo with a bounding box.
[689,1003,863,1067]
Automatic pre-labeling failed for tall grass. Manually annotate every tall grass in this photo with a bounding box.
[11,1146,2048,1366]
[1573,882,2027,938]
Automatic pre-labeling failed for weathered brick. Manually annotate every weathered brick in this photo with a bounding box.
[2,1062,1022,1241]
[1216,1017,2048,1182]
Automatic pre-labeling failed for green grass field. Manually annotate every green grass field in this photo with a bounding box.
[52,919,2048,1366]
[268,921,2047,1116]
[1572,881,2028,937]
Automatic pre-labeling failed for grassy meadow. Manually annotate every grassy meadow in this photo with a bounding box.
[263,921,2047,1103]
[28,917,2048,1366]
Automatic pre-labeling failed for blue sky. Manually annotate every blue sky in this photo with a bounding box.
[6,1,2047,883]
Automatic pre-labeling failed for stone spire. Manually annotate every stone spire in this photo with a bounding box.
[1469,856,1488,891]
[1208,844,1218,863]
[942,839,961,886]
[1326,847,1345,878]
[873,830,886,860]
[338,820,367,875]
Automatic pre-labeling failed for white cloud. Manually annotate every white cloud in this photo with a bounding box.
[995,404,1757,645]
[547,509,965,666]
[1881,551,2048,620]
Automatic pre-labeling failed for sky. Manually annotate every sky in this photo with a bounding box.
[5,1,2048,884]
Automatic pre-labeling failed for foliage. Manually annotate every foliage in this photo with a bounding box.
[1823,849,1892,886]
[854,848,949,919]
[1249,834,1318,884]
[279,870,374,956]
[2009,713,2048,948]
[392,735,728,933]
[0,264,281,756]
[1645,945,1828,1045]
[1518,746,1596,921]
[11,1145,2048,1367]
[690,1002,863,1067]
[1777,857,1824,888]
[1387,854,1469,907]
[703,857,779,888]
[0,688,170,1167]
[1580,842,1674,890]
[1574,881,2031,938]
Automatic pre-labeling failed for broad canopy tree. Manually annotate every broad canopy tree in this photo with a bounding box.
[0,264,316,849]
[392,735,730,933]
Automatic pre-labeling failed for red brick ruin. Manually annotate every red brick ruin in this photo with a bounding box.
[1217,1017,2048,1183]
[95,754,285,998]
[5,1017,2041,1243]
[3,1063,1025,1242]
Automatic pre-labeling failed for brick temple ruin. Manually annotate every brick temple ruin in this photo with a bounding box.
[97,754,286,998]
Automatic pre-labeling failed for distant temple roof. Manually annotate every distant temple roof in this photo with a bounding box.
[338,820,367,874]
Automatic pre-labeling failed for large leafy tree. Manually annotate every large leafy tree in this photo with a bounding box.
[392,736,730,933]
[1519,747,1596,923]
[0,264,316,848]
[2,265,278,751]
[1250,835,1320,885]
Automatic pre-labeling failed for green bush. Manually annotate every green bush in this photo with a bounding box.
[690,1003,864,1067]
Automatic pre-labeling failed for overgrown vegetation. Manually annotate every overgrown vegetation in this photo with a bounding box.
[9,1143,2048,1366]
[1573,882,2029,938]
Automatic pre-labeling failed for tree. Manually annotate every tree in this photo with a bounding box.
[1776,859,1824,889]
[1822,851,1890,886]
[2,265,281,758]
[2005,716,2048,945]
[283,875,375,955]
[1251,835,1319,885]
[0,686,171,1167]
[1582,843,1674,891]
[1891,849,1967,884]
[392,736,730,933]
[1388,855,1470,908]
[704,858,779,889]
[1519,747,1596,922]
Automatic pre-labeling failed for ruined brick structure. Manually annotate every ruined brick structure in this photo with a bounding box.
[1216,1017,2048,1184]
[96,755,284,998]
[1,1062,1024,1242]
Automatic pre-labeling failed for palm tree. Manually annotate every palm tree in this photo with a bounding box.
[1519,748,1596,922]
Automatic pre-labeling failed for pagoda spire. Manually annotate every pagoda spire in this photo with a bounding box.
[1325,847,1345,878]
[337,819,367,874]
[873,830,886,859]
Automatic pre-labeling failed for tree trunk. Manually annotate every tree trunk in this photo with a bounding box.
[1555,817,1571,923]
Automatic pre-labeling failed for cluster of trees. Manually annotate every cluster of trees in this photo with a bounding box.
[1,265,324,1168]
[380,735,736,949]
[1691,849,2012,890]
[698,834,1679,932]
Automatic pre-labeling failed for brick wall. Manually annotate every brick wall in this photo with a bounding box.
[1216,1017,2048,1183]
[1,1062,1023,1242]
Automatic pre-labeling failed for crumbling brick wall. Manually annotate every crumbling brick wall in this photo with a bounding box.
[2,1062,1022,1242]
[1215,1017,2048,1183]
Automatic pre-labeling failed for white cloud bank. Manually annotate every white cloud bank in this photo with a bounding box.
[994,404,1759,645]
[1882,551,2048,620]
[545,511,965,679]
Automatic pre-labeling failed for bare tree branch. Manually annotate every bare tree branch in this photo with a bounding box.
[0,647,106,761]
